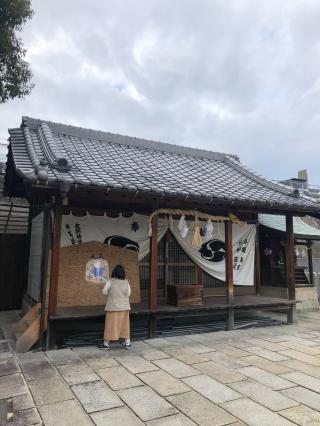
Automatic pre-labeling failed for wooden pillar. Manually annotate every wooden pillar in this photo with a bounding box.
[197,265,204,304]
[197,265,203,287]
[23,204,33,295]
[286,214,297,323]
[286,214,295,300]
[164,231,169,299]
[255,224,261,295]
[308,242,314,285]
[148,314,157,339]
[225,221,234,330]
[149,215,158,310]
[148,216,158,338]
[48,200,62,317]
[39,208,51,350]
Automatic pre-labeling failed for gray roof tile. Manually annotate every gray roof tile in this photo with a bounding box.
[6,116,320,212]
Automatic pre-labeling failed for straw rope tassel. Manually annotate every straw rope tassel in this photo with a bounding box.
[169,215,173,229]
[148,208,245,237]
[192,214,202,247]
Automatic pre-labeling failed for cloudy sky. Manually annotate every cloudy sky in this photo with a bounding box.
[1,0,320,183]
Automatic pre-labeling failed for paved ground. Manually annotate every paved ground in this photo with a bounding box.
[3,311,320,425]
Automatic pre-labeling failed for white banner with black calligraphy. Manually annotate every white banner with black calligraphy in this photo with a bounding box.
[60,213,168,260]
[170,220,256,286]
[61,213,256,286]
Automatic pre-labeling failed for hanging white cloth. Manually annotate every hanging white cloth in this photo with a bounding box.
[170,220,256,286]
[206,219,214,239]
[61,213,168,260]
[61,213,256,285]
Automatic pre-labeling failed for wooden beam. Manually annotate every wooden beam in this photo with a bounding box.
[149,215,158,310]
[66,184,317,216]
[48,201,62,317]
[308,242,314,285]
[225,221,234,330]
[255,224,261,295]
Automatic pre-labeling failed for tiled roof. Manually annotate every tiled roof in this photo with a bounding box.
[259,214,320,239]
[6,116,320,212]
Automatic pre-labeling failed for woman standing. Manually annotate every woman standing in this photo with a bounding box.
[99,265,131,349]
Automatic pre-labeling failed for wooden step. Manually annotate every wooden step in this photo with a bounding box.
[279,267,310,285]
[14,331,24,340]
[14,304,47,353]
[14,303,41,335]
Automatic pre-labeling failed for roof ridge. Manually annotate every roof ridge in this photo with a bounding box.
[21,116,238,163]
[22,126,39,168]
[37,122,71,172]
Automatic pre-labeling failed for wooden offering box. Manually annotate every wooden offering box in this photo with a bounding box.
[167,284,203,306]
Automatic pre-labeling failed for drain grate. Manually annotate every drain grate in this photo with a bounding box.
[157,316,284,337]
[60,315,285,348]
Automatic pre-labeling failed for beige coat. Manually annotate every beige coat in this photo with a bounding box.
[102,278,131,311]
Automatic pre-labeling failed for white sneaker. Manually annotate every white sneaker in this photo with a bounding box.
[98,342,109,349]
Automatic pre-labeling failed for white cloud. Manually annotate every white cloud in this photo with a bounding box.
[26,28,78,59]
[133,30,159,66]
[1,0,320,184]
[200,100,235,121]
[124,84,146,102]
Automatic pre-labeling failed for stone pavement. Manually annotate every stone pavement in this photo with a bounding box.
[3,311,320,424]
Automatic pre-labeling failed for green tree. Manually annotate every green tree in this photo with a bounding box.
[0,0,34,103]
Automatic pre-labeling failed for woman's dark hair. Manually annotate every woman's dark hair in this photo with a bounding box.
[111,264,126,280]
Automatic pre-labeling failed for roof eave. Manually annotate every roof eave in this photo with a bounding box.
[26,178,320,215]
[260,224,320,241]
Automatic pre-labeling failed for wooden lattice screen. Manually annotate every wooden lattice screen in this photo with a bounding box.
[139,232,225,296]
